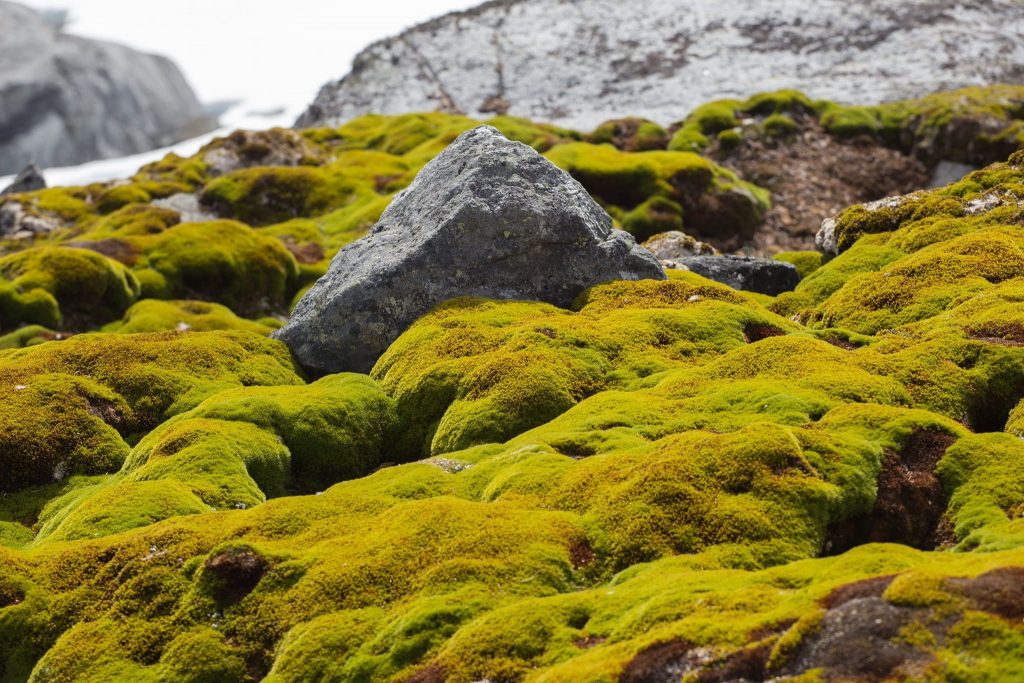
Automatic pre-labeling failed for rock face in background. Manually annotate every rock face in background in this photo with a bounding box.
[0,1,213,175]
[275,126,665,376]
[297,0,1024,130]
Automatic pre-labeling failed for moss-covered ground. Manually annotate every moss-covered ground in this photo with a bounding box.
[0,92,1023,682]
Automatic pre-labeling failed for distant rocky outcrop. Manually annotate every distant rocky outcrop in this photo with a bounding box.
[0,1,213,175]
[297,0,1024,130]
[275,126,665,376]
[0,164,45,195]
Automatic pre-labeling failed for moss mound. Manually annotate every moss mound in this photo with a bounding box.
[0,85,1020,337]
[0,246,140,332]
[1,89,1024,682]
[0,330,301,493]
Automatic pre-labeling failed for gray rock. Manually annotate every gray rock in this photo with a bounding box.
[816,193,920,255]
[297,0,1024,131]
[815,216,840,256]
[0,201,61,237]
[928,160,976,189]
[0,164,45,195]
[0,1,213,175]
[642,231,718,260]
[275,125,665,376]
[151,193,217,223]
[668,255,799,295]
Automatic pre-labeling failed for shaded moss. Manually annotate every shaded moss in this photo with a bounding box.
[587,118,669,152]
[762,114,799,138]
[545,143,768,247]
[0,247,140,332]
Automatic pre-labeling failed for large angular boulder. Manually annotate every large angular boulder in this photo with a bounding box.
[275,126,665,376]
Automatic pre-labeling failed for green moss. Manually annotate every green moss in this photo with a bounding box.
[668,99,742,152]
[813,226,1024,334]
[201,166,356,226]
[0,330,300,493]
[620,196,684,241]
[36,374,398,541]
[545,143,768,244]
[875,84,1024,161]
[773,251,823,280]
[938,433,1024,551]
[78,204,181,240]
[587,118,668,152]
[133,220,299,314]
[95,185,152,215]
[4,91,1024,683]
[819,104,881,138]
[374,279,798,457]
[103,299,279,335]
[7,186,93,224]
[741,90,816,117]
[159,628,248,683]
[763,113,799,138]
[0,247,141,332]
[0,325,56,349]
[1008,399,1024,437]
[716,129,743,151]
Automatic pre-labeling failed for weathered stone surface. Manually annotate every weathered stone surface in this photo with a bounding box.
[667,255,799,295]
[0,164,45,195]
[0,200,60,237]
[816,193,921,255]
[202,129,316,177]
[297,0,1024,130]
[275,125,665,375]
[151,193,217,223]
[0,1,213,175]
[642,231,718,260]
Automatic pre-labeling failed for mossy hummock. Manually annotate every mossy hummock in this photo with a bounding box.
[0,92,1023,683]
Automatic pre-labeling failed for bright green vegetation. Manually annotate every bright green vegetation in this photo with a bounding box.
[545,144,769,243]
[773,251,824,280]
[102,300,281,335]
[2,86,1022,338]
[669,84,1024,166]
[0,90,1023,682]
[0,246,140,331]
[373,276,796,457]
[0,330,301,493]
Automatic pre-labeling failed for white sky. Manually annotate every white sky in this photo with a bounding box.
[17,0,483,109]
